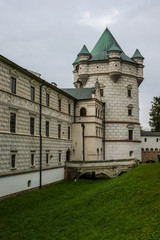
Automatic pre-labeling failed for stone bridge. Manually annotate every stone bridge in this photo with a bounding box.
[65,159,137,179]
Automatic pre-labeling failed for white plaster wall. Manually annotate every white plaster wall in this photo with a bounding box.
[0,167,64,198]
[105,142,141,161]
[141,136,160,150]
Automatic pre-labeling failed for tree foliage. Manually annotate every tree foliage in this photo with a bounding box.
[149,97,160,131]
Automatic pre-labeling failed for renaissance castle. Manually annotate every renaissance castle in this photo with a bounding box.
[0,28,157,198]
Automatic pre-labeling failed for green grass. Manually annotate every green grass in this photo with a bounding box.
[1,164,160,240]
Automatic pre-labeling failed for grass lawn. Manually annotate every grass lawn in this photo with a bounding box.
[0,163,160,240]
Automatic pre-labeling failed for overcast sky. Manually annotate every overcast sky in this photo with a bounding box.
[0,0,159,130]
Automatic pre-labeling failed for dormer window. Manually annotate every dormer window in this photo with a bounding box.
[80,108,86,116]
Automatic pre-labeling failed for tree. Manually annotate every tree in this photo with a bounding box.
[149,97,160,131]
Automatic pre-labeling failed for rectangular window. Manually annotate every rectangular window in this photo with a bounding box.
[46,121,49,137]
[58,99,61,112]
[128,109,132,116]
[129,151,133,157]
[128,89,131,97]
[30,117,35,135]
[59,152,61,163]
[46,93,49,107]
[129,130,133,140]
[31,154,34,166]
[11,77,16,94]
[68,103,71,114]
[46,153,49,164]
[100,89,104,96]
[10,113,16,133]
[31,86,35,101]
[11,154,16,168]
[58,124,61,138]
[68,126,70,139]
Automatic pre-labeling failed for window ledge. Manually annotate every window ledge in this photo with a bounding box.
[10,167,17,170]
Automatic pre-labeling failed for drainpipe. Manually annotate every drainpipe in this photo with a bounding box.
[39,81,44,189]
[81,123,85,161]
[103,102,106,160]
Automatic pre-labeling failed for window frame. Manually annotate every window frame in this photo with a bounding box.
[129,130,133,140]
[11,154,16,169]
[128,89,132,97]
[58,152,61,163]
[58,99,61,112]
[46,153,49,164]
[68,126,71,139]
[80,107,86,116]
[30,117,35,135]
[46,121,49,137]
[46,93,49,107]
[11,77,16,94]
[58,124,61,138]
[68,103,71,115]
[31,153,35,167]
[31,86,35,101]
[10,112,16,133]
[128,108,132,116]
[100,88,104,96]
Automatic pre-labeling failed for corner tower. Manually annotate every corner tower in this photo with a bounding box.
[73,28,144,163]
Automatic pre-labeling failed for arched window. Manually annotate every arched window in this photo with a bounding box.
[80,108,86,116]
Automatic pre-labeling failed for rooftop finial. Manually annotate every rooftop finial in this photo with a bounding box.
[106,25,108,30]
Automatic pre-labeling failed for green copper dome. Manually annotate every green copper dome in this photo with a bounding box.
[73,28,136,64]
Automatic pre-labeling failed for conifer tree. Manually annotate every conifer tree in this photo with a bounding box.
[149,97,160,131]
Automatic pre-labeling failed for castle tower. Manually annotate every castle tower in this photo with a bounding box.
[73,28,144,162]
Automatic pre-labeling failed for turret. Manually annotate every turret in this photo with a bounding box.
[132,49,144,86]
[77,45,91,61]
[108,43,122,82]
[132,49,144,64]
[73,45,91,88]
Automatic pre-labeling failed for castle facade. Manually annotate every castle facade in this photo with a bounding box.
[0,28,154,199]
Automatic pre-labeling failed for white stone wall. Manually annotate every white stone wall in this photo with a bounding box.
[0,167,64,198]
[0,57,74,197]
[74,57,142,161]
[105,124,140,141]
[105,142,141,161]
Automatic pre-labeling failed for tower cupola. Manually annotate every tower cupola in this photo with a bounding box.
[77,45,91,61]
[132,49,144,64]
[108,43,122,82]
[132,49,144,86]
